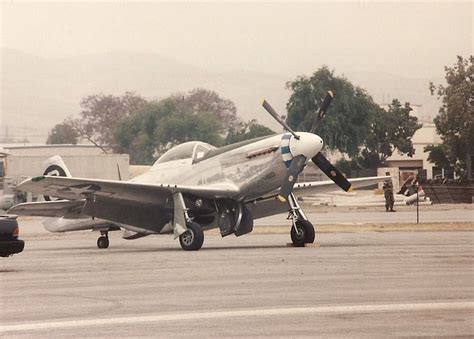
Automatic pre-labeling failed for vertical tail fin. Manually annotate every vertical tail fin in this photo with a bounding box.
[43,155,72,178]
[42,156,71,201]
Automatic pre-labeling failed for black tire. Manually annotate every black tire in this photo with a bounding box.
[300,219,315,243]
[97,236,109,249]
[290,219,315,247]
[179,222,204,251]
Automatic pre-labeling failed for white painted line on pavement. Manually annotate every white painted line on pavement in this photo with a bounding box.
[2,301,473,333]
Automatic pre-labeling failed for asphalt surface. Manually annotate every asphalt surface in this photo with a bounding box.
[1,230,473,337]
[255,203,473,226]
[11,204,474,236]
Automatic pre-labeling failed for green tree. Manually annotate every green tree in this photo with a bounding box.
[48,89,239,164]
[155,112,223,148]
[286,66,378,157]
[114,90,233,164]
[360,99,422,167]
[169,88,238,133]
[423,144,451,170]
[114,100,177,164]
[225,119,275,145]
[286,67,422,168]
[428,56,473,180]
[74,92,147,152]
[46,120,78,145]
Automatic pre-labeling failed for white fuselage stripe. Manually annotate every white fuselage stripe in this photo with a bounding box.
[1,301,473,333]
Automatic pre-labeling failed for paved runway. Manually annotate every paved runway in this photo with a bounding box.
[13,204,474,236]
[1,231,473,337]
[256,204,473,226]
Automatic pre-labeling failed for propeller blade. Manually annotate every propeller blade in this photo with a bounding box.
[310,90,334,133]
[262,99,300,140]
[277,155,307,202]
[312,152,352,192]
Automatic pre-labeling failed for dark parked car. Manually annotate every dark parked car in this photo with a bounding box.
[0,215,24,257]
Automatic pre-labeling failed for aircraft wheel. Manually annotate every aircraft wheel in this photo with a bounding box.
[97,236,109,249]
[179,222,204,251]
[291,220,315,247]
[300,219,315,243]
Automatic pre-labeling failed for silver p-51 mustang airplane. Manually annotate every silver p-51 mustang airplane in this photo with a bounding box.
[10,92,386,250]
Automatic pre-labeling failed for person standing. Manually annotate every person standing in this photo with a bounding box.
[383,172,396,212]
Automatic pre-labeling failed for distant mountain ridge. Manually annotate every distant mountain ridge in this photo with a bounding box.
[1,49,441,143]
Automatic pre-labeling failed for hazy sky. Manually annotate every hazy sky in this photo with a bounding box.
[1,1,472,79]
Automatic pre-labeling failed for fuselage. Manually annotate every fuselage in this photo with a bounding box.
[131,132,323,201]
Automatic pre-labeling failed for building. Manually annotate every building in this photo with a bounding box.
[382,104,442,180]
[0,144,129,194]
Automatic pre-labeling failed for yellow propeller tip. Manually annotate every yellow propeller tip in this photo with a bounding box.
[328,90,334,98]
[277,195,287,203]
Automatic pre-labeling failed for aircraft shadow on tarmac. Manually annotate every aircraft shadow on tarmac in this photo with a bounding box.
[30,243,292,253]
[25,238,393,253]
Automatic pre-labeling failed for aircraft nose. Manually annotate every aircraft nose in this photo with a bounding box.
[289,132,324,159]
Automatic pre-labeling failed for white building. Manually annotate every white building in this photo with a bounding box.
[381,104,442,180]
[0,144,129,190]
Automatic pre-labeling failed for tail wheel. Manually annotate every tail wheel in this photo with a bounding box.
[290,219,315,247]
[97,236,109,249]
[179,222,204,251]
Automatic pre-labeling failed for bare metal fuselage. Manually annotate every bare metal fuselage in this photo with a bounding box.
[132,134,288,201]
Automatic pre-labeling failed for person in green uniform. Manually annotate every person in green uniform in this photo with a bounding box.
[383,172,396,212]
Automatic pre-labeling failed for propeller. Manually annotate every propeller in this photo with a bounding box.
[310,90,334,133]
[262,91,352,202]
[312,153,352,192]
[277,155,307,202]
[262,99,300,140]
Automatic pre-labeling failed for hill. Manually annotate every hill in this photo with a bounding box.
[1,49,441,142]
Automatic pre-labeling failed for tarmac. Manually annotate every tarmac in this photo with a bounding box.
[1,205,473,337]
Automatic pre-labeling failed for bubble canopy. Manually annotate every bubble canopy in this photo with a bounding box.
[154,141,216,165]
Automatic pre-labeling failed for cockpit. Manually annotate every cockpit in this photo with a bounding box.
[153,141,216,166]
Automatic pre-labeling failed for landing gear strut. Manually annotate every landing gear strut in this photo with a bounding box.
[97,231,109,249]
[287,193,315,247]
[174,192,205,251]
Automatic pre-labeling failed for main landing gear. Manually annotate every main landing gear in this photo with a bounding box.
[179,221,204,251]
[174,192,205,251]
[287,193,315,247]
[97,231,109,249]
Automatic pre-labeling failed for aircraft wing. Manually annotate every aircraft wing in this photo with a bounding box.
[293,176,389,195]
[8,200,86,218]
[247,176,390,220]
[15,175,240,204]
